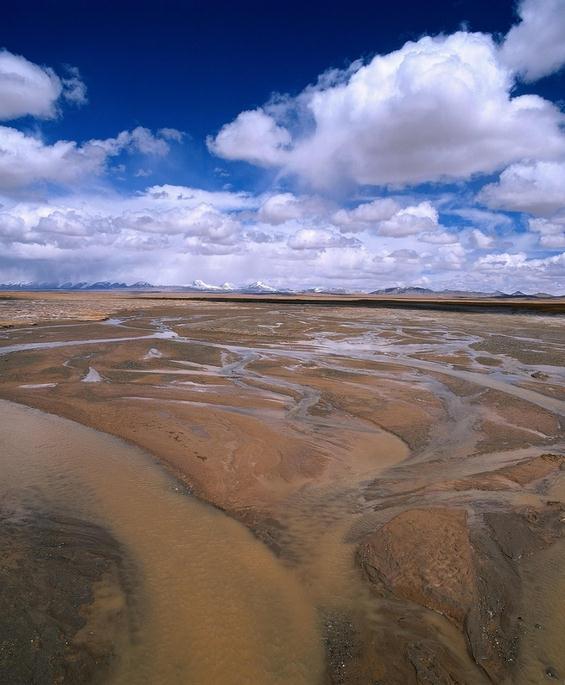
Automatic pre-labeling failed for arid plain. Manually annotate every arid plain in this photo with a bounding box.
[1,292,564,684]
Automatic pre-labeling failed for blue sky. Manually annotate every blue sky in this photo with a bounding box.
[1,0,565,292]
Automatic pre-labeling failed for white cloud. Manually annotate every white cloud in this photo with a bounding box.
[287,228,360,250]
[529,217,565,248]
[0,126,108,189]
[36,210,103,237]
[479,161,565,216]
[1,188,564,293]
[332,198,400,232]
[0,50,86,120]
[471,229,494,249]
[207,109,291,166]
[448,207,512,231]
[427,243,467,271]
[1,34,564,294]
[0,126,179,191]
[142,184,258,210]
[178,205,241,244]
[420,231,458,245]
[477,252,529,269]
[158,127,185,142]
[127,127,170,155]
[209,32,565,188]
[475,251,565,285]
[500,0,565,82]
[376,201,439,237]
[0,212,26,239]
[257,193,330,225]
[113,204,242,248]
[259,193,304,224]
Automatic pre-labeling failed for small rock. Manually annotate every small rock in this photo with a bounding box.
[545,666,559,679]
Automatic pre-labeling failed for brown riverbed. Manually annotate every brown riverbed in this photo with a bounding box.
[0,292,564,684]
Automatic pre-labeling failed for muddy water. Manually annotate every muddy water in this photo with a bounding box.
[0,400,326,685]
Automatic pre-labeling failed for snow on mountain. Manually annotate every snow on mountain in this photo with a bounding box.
[371,286,435,295]
[0,281,560,297]
[187,280,235,291]
[0,281,154,291]
[189,280,222,291]
[243,281,278,293]
[304,286,349,294]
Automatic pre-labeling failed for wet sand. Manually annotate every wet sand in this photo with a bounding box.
[0,293,564,683]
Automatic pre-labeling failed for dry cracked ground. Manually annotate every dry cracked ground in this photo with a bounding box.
[0,292,564,684]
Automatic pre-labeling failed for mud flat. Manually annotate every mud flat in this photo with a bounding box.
[1,295,564,683]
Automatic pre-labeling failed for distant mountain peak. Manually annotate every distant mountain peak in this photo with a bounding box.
[370,286,435,295]
[243,281,278,293]
[187,280,234,291]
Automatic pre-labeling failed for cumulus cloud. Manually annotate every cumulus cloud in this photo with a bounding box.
[500,0,565,82]
[332,198,400,232]
[475,251,565,286]
[257,193,330,225]
[127,127,171,156]
[36,210,103,237]
[0,212,26,240]
[479,161,565,216]
[1,187,564,293]
[529,217,565,248]
[471,229,495,249]
[0,126,108,189]
[2,31,564,294]
[258,193,305,224]
[0,50,86,120]
[376,201,440,237]
[209,32,565,188]
[207,109,291,166]
[0,126,180,191]
[287,228,360,250]
[111,204,242,249]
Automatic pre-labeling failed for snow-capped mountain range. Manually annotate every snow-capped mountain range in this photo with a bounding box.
[0,281,560,297]
[0,279,286,293]
[0,281,153,291]
[183,280,283,293]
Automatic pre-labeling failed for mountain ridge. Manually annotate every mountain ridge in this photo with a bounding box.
[0,281,561,298]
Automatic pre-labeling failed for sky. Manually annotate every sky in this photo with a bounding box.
[1,0,565,292]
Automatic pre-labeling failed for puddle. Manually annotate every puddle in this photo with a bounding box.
[143,347,163,360]
[18,383,58,389]
[82,367,103,383]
